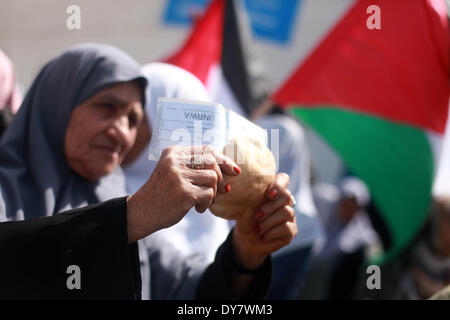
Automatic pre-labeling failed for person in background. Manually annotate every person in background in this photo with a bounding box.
[251,102,325,300]
[122,63,231,268]
[315,177,379,259]
[0,49,22,137]
[300,176,381,299]
[354,195,450,299]
[121,62,234,299]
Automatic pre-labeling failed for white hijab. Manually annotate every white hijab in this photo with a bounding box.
[123,62,230,262]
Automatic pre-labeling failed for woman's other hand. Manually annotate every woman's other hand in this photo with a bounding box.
[232,173,298,270]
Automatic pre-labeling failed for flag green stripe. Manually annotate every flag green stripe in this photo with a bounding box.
[292,106,434,260]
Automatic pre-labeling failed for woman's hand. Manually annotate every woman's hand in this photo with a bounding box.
[232,173,298,270]
[127,145,240,243]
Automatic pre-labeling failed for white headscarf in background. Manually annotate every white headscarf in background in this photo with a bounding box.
[339,176,371,207]
[0,49,22,113]
[123,62,230,263]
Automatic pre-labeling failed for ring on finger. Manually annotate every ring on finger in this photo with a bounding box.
[191,154,205,170]
[290,194,296,208]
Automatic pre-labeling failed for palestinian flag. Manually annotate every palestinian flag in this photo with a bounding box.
[273,0,450,261]
[165,0,269,116]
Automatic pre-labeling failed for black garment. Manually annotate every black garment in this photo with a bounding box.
[0,197,141,299]
[0,197,272,300]
[327,248,365,299]
[197,230,272,300]
[0,108,13,138]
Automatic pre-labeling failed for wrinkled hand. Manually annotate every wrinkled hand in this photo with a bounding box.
[232,173,298,270]
[127,145,240,243]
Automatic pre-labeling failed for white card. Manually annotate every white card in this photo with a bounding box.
[148,98,268,161]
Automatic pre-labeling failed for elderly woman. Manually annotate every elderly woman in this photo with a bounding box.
[0,43,297,299]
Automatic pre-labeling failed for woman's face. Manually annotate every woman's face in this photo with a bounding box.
[65,81,144,180]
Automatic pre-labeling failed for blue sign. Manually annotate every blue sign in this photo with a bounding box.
[243,0,302,45]
[163,0,209,25]
[163,0,302,45]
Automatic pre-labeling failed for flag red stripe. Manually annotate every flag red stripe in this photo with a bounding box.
[273,0,450,134]
[165,0,225,85]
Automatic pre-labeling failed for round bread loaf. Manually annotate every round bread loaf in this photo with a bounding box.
[210,136,276,220]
